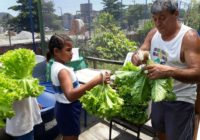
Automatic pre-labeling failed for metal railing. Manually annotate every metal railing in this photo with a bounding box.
[85,56,124,69]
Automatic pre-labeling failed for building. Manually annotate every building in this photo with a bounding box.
[63,13,73,30]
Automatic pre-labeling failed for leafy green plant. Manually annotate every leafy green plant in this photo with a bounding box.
[80,84,124,119]
[113,62,176,124]
[93,12,116,28]
[114,63,151,124]
[184,0,200,31]
[137,20,154,43]
[89,24,137,61]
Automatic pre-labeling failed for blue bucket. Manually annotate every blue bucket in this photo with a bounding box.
[34,83,58,140]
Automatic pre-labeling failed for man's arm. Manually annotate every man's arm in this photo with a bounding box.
[169,30,200,83]
[144,29,200,83]
[131,28,157,66]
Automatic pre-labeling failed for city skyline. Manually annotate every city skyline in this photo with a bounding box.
[0,0,154,17]
[0,0,194,17]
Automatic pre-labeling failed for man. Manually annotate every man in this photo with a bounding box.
[131,0,200,140]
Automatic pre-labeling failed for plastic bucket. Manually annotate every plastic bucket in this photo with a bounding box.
[71,48,79,61]
[33,55,46,82]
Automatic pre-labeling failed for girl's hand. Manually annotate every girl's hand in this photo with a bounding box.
[95,71,111,84]
[101,71,111,84]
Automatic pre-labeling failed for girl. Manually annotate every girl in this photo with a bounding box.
[48,34,110,140]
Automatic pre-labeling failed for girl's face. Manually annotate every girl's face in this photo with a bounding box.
[54,41,73,63]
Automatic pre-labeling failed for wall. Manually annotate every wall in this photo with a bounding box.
[0,41,43,55]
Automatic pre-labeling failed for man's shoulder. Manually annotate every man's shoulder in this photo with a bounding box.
[183,28,199,43]
[181,23,196,35]
[146,28,158,42]
[184,29,198,37]
[182,27,200,51]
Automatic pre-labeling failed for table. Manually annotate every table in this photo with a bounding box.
[75,68,109,83]
[109,118,155,140]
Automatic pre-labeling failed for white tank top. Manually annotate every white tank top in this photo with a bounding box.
[51,61,80,104]
[150,24,197,104]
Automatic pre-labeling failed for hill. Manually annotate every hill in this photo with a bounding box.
[0,12,13,20]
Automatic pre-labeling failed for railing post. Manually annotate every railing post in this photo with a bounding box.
[93,60,97,69]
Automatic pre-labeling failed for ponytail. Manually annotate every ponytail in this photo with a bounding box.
[46,51,52,62]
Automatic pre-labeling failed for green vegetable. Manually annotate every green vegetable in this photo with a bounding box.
[0,48,36,79]
[113,62,176,124]
[80,84,124,119]
[150,78,176,102]
[147,59,176,102]
[114,62,151,124]
[0,49,44,127]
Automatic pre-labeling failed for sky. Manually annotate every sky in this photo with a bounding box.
[0,0,194,17]
[0,0,154,17]
[52,0,153,15]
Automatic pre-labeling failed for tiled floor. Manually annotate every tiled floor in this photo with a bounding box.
[0,110,156,140]
[55,111,156,140]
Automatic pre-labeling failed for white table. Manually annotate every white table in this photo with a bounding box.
[76,68,109,83]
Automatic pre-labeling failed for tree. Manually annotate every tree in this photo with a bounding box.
[93,12,116,28]
[8,0,59,32]
[42,0,60,30]
[0,13,13,30]
[8,0,39,32]
[184,0,200,31]
[88,24,137,60]
[101,0,122,21]
[125,4,151,30]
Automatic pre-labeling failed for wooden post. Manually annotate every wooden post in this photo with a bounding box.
[93,60,97,69]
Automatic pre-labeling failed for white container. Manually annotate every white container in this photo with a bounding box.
[71,48,79,61]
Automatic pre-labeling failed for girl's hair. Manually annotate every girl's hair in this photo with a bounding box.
[151,0,178,15]
[47,33,72,61]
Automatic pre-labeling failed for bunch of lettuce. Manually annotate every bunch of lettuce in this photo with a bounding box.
[147,59,176,102]
[0,48,44,128]
[113,62,176,125]
[80,84,124,120]
[114,63,151,124]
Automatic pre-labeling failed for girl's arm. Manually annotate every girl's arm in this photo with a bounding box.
[58,69,110,102]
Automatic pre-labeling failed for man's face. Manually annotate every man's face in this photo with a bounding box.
[152,10,178,35]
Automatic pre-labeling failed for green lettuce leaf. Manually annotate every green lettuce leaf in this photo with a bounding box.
[151,78,176,102]
[0,48,36,79]
[80,84,124,119]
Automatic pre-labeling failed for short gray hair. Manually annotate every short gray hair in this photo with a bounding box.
[151,0,178,14]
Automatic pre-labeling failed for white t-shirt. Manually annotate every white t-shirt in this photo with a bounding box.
[51,61,80,104]
[6,97,42,136]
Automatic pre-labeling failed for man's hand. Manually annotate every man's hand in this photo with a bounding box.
[131,50,149,66]
[144,64,174,79]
